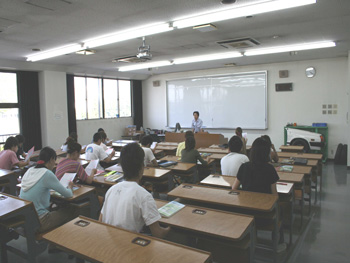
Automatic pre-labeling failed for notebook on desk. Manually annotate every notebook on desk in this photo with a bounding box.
[159,161,178,167]
[292,157,308,165]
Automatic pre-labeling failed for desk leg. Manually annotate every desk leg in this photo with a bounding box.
[249,224,255,263]
[8,175,18,196]
[88,192,100,220]
[0,226,9,263]
[272,206,278,263]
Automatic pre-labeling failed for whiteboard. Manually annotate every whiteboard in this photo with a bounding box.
[166,71,267,129]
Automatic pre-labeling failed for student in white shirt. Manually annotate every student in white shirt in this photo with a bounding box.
[221,136,249,176]
[99,143,170,238]
[85,132,115,169]
[141,135,158,167]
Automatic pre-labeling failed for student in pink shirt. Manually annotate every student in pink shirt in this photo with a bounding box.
[0,137,29,170]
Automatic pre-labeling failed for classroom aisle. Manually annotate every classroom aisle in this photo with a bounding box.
[290,162,350,263]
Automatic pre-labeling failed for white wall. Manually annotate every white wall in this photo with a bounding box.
[76,117,133,146]
[142,57,349,158]
[39,71,69,149]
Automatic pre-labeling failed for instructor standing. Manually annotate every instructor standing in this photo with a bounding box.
[192,111,203,133]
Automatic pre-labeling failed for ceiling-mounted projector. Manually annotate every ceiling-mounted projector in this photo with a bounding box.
[136,37,152,60]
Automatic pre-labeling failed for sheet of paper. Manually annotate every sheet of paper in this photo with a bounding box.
[59,173,76,188]
[106,139,113,144]
[85,159,99,175]
[242,132,248,139]
[150,142,157,150]
[24,146,35,162]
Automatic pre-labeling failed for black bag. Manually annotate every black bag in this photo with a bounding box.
[334,143,343,164]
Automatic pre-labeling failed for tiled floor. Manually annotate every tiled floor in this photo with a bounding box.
[1,162,349,262]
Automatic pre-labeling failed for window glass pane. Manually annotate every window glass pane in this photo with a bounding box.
[103,79,118,118]
[0,108,20,137]
[119,80,131,117]
[74,77,87,120]
[87,78,102,119]
[0,72,18,103]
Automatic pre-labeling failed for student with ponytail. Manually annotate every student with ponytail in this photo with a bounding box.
[56,141,97,184]
[20,147,76,233]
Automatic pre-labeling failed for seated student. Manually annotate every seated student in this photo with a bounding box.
[181,136,207,165]
[19,147,76,233]
[235,127,248,155]
[15,134,27,159]
[176,130,194,157]
[261,135,279,163]
[61,132,78,152]
[141,135,158,167]
[232,137,285,252]
[85,132,115,170]
[99,131,109,151]
[232,137,278,194]
[0,137,29,170]
[97,128,112,146]
[221,136,249,176]
[56,141,97,184]
[99,143,170,238]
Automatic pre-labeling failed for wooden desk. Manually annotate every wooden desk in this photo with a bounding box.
[275,164,312,175]
[105,165,171,180]
[280,145,304,152]
[0,169,18,195]
[165,133,227,149]
[168,184,277,213]
[158,142,179,147]
[51,185,100,219]
[197,147,229,154]
[200,175,294,195]
[280,158,318,167]
[155,199,255,263]
[0,193,46,263]
[277,152,322,161]
[43,216,211,263]
[155,145,177,155]
[31,149,66,161]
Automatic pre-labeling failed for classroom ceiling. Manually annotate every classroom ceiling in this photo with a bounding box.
[0,0,349,79]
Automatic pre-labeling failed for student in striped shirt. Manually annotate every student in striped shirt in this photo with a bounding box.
[56,141,96,184]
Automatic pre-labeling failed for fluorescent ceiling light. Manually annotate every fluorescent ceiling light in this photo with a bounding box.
[84,23,173,48]
[173,0,316,29]
[173,51,242,64]
[26,44,82,62]
[245,41,336,56]
[118,61,172,72]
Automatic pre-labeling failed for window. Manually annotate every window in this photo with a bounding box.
[74,76,132,120]
[0,72,20,149]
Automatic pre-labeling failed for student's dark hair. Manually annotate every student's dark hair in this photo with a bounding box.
[4,137,19,150]
[235,127,243,137]
[228,136,243,153]
[141,135,153,146]
[35,147,57,169]
[93,132,102,143]
[99,131,107,140]
[67,141,82,154]
[185,130,194,139]
[120,143,145,180]
[193,111,199,116]
[69,132,78,142]
[185,136,196,151]
[261,135,272,148]
[64,136,75,145]
[15,135,25,144]
[250,138,270,165]
[97,128,104,133]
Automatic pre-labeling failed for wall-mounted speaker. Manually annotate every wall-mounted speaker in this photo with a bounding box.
[279,70,289,78]
[153,80,160,87]
[276,83,293,92]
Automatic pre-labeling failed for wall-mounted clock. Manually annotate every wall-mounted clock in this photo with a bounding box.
[306,67,316,78]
